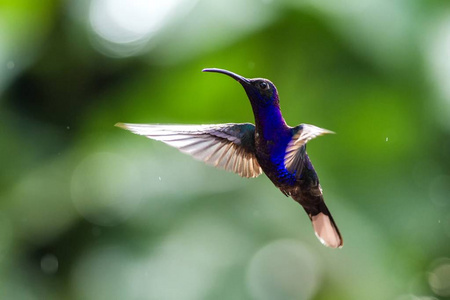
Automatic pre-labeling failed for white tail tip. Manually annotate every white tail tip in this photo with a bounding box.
[311,213,343,248]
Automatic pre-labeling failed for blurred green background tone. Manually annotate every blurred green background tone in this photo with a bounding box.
[1,0,450,299]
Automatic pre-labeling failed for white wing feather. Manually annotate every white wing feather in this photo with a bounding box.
[284,124,334,173]
[116,123,263,178]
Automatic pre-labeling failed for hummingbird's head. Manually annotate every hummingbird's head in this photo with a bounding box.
[202,68,279,107]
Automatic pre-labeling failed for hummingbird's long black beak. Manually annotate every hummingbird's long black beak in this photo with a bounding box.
[202,68,251,85]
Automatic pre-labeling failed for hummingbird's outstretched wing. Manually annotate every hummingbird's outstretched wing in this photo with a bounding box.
[284,124,334,177]
[116,122,263,178]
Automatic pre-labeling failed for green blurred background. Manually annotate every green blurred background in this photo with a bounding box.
[1,0,450,299]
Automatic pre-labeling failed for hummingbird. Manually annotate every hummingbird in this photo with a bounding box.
[116,68,343,248]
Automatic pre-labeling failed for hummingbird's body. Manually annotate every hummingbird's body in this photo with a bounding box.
[254,123,296,186]
[116,68,343,248]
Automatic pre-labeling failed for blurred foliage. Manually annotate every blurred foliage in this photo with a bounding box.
[1,0,450,299]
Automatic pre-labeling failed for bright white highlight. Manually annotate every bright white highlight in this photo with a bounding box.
[425,13,450,131]
[89,0,180,44]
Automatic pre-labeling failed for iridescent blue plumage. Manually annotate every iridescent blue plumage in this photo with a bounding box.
[116,68,343,248]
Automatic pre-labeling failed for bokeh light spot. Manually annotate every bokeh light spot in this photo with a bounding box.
[89,0,184,57]
[72,246,138,300]
[90,0,178,43]
[6,61,14,69]
[246,239,320,300]
[425,13,450,131]
[428,259,450,297]
[40,253,59,275]
[428,175,450,207]
[71,152,142,226]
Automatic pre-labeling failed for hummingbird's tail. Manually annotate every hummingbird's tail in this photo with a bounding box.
[306,202,343,248]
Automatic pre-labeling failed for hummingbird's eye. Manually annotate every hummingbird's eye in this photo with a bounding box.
[258,81,269,90]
